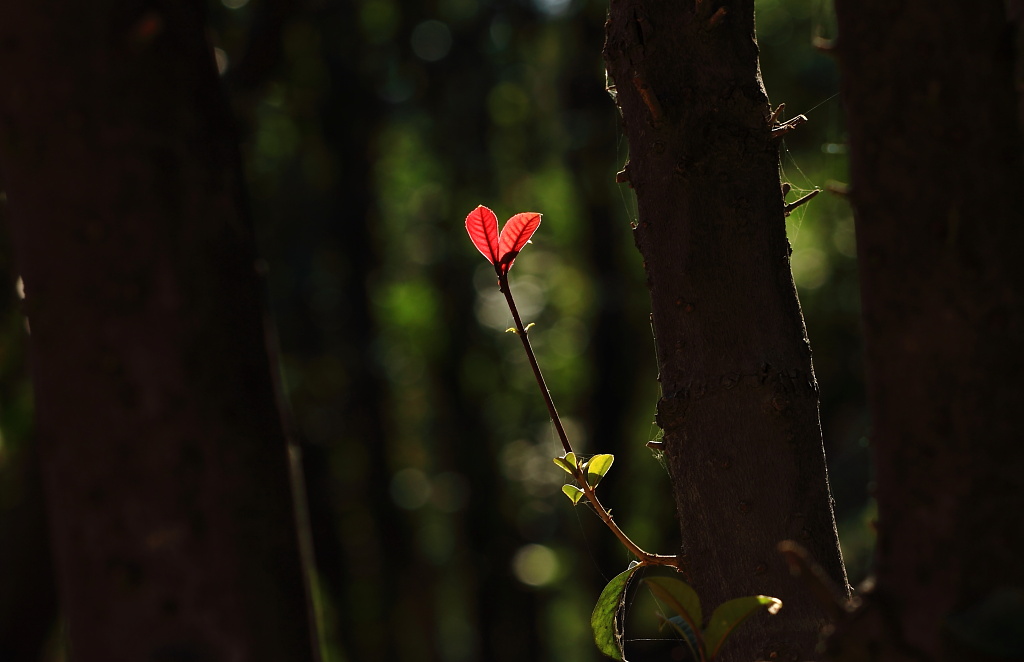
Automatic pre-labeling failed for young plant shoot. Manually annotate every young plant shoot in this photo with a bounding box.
[465,205,781,660]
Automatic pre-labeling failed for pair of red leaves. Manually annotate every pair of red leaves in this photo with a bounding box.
[465,205,542,275]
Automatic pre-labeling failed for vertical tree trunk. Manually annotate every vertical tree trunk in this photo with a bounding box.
[418,7,549,658]
[0,192,57,661]
[307,9,434,659]
[604,2,848,660]
[0,445,56,661]
[830,3,1024,660]
[0,3,319,661]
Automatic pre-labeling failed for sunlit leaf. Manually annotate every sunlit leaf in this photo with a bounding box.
[585,453,615,488]
[644,576,703,636]
[553,453,578,474]
[704,596,782,660]
[562,484,585,504]
[497,212,541,273]
[591,563,641,660]
[656,614,702,662]
[465,205,500,265]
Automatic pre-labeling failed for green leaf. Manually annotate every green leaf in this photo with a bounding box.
[645,576,704,662]
[591,563,641,660]
[562,484,585,505]
[585,453,615,487]
[704,596,782,660]
[553,453,578,474]
[644,576,703,637]
[656,614,702,662]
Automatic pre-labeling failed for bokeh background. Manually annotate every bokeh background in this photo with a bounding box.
[0,0,872,660]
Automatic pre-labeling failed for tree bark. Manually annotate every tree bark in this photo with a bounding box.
[604,2,848,660]
[830,3,1024,660]
[0,3,319,661]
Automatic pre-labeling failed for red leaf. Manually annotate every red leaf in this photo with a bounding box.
[497,212,542,273]
[466,205,500,265]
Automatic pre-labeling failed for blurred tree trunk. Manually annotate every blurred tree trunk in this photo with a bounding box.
[222,0,425,656]
[0,187,57,662]
[0,445,56,661]
[300,7,428,660]
[604,2,848,660]
[828,3,1024,660]
[417,5,548,661]
[0,2,318,661]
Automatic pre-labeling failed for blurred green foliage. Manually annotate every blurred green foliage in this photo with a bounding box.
[0,0,873,660]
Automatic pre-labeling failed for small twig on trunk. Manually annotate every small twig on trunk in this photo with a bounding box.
[784,188,820,216]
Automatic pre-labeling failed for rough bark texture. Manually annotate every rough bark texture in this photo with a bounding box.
[604,2,848,660]
[830,3,1024,661]
[0,3,318,661]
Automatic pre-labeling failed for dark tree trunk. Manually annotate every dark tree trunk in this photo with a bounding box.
[0,445,56,662]
[830,3,1024,660]
[302,7,436,659]
[0,3,319,661]
[0,190,57,662]
[604,2,848,660]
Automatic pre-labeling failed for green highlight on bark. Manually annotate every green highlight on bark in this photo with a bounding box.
[704,595,782,660]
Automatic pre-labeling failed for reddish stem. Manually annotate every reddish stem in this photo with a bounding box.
[497,271,682,571]
[499,273,572,456]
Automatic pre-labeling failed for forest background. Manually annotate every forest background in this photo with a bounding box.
[0,1,869,661]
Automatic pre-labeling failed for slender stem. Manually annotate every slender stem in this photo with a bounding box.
[578,475,681,569]
[499,273,572,456]
[498,272,682,571]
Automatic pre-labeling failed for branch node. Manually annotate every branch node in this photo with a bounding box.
[771,114,808,140]
[784,189,820,216]
[813,35,836,55]
[500,274,682,576]
[631,76,664,125]
[826,180,850,198]
[708,6,727,28]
